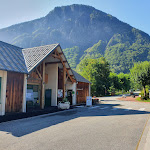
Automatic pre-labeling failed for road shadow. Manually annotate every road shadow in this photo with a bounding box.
[0,103,150,137]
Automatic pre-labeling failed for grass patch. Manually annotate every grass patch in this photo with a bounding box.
[136,97,150,102]
[115,91,130,96]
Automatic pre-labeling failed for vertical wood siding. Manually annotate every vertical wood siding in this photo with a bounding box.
[27,72,41,84]
[77,82,89,104]
[5,72,24,113]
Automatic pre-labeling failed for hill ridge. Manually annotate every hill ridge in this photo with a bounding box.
[0,4,150,73]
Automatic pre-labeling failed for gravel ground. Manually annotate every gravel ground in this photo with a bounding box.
[118,96,150,103]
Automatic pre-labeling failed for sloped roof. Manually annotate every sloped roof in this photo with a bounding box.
[0,41,91,84]
[22,44,59,72]
[0,41,28,74]
[72,70,91,84]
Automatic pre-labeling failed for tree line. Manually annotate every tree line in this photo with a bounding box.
[77,57,150,98]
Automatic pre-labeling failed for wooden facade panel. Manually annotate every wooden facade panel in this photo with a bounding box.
[77,82,89,104]
[27,71,48,85]
[5,72,24,113]
[27,72,41,84]
[45,73,48,84]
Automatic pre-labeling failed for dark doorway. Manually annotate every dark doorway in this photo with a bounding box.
[45,89,52,107]
[67,90,72,105]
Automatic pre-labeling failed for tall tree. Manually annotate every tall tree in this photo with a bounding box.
[130,61,150,97]
[118,73,131,92]
[77,57,110,96]
[108,72,120,94]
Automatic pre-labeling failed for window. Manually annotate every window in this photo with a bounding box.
[27,84,39,103]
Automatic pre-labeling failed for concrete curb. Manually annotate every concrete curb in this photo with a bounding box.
[137,114,150,150]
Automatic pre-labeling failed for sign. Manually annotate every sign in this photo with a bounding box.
[86,96,92,106]
[33,92,38,98]
[58,89,63,98]
[26,89,34,101]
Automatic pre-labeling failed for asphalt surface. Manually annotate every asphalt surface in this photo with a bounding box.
[0,96,150,150]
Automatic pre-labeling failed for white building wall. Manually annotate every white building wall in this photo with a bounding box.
[0,70,7,116]
[72,82,77,105]
[89,83,91,96]
[66,81,77,105]
[45,64,58,106]
[22,74,27,112]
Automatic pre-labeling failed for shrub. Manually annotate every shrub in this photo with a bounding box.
[62,97,68,103]
[139,87,149,100]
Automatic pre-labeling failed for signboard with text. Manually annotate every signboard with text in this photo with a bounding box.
[86,96,92,106]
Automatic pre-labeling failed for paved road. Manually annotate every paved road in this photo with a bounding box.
[0,96,150,150]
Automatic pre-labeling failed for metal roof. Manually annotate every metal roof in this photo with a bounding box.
[0,41,28,74]
[72,70,91,84]
[22,44,59,72]
[0,41,91,84]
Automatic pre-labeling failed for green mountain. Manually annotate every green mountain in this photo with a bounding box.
[0,4,150,73]
[78,31,150,73]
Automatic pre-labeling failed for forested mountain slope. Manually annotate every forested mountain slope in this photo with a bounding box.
[0,4,150,73]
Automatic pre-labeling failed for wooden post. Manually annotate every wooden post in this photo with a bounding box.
[63,66,66,98]
[54,49,76,83]
[41,61,45,109]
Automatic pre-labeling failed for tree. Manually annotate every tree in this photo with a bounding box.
[109,72,120,91]
[108,72,130,94]
[118,73,131,92]
[130,61,150,97]
[77,57,110,96]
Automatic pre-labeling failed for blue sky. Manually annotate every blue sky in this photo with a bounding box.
[0,0,150,35]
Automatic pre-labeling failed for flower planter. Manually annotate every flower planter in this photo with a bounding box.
[58,102,70,110]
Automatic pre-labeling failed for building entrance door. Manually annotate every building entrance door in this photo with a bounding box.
[45,89,52,107]
[67,90,72,105]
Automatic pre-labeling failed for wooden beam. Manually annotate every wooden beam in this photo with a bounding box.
[65,75,69,84]
[27,77,42,81]
[55,49,76,83]
[59,68,73,71]
[45,61,61,65]
[41,60,45,109]
[66,68,71,70]
[36,68,42,80]
[54,50,65,65]
[63,65,66,98]
[27,82,41,85]
[52,54,60,59]
[59,52,63,55]
[66,68,76,83]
